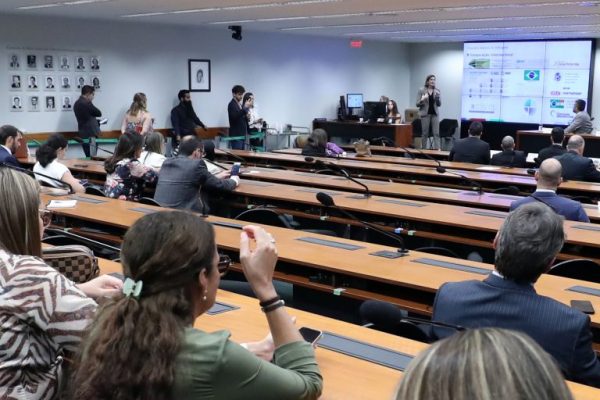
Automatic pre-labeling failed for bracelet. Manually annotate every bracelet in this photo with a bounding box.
[259,295,281,308]
[261,299,285,313]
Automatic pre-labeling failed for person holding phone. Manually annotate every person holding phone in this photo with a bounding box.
[416,74,441,150]
[70,211,323,399]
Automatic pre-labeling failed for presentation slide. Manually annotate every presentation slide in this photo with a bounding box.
[462,40,593,125]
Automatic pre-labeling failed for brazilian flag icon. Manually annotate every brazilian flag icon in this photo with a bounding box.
[524,70,540,81]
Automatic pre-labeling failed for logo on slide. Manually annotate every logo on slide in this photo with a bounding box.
[524,70,540,81]
[550,99,564,109]
[523,99,537,116]
[554,72,562,82]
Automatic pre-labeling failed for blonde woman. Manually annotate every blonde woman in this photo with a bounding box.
[396,328,573,400]
[121,92,154,135]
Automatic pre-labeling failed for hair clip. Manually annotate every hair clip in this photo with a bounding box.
[122,277,143,299]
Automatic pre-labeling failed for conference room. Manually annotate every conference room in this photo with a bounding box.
[1,1,600,399]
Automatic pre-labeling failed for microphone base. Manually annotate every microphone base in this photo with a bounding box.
[369,249,409,259]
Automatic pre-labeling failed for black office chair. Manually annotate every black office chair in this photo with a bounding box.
[548,259,600,283]
[139,197,162,207]
[235,208,295,229]
[566,195,593,204]
[85,186,106,197]
[439,119,458,151]
[492,186,520,196]
[415,246,460,259]
[359,300,432,343]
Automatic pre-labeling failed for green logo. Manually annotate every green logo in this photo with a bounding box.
[524,70,540,81]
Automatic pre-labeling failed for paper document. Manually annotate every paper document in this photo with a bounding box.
[47,200,77,208]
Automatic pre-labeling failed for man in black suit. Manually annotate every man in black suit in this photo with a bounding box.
[535,127,565,167]
[555,135,600,182]
[490,135,526,168]
[449,121,490,164]
[73,85,101,157]
[432,202,600,387]
[0,125,23,167]
[227,84,249,150]
[170,89,207,142]
[154,137,238,214]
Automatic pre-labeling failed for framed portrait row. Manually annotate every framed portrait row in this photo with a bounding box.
[8,53,100,72]
[9,94,75,112]
[9,74,102,92]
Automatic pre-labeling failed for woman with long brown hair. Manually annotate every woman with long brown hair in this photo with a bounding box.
[121,92,154,135]
[0,168,122,399]
[71,212,323,400]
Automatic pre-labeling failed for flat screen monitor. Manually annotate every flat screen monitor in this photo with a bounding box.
[363,101,387,122]
[347,93,363,109]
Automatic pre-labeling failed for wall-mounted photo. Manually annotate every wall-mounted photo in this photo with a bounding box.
[76,75,86,89]
[45,95,56,111]
[91,75,101,90]
[75,56,86,71]
[29,95,40,112]
[10,74,21,90]
[10,95,23,111]
[9,54,20,70]
[43,55,54,70]
[60,76,71,90]
[27,54,37,69]
[45,76,56,90]
[27,75,39,90]
[62,95,73,111]
[59,55,70,70]
[188,59,211,92]
[90,56,100,70]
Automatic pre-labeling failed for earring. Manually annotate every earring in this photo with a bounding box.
[202,290,208,301]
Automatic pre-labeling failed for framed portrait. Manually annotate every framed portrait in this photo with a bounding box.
[27,54,37,69]
[61,95,73,111]
[45,95,56,111]
[90,56,100,71]
[44,75,56,90]
[9,54,21,70]
[10,95,23,112]
[60,75,71,90]
[28,95,40,112]
[10,74,22,90]
[91,75,101,90]
[27,75,39,90]
[43,55,54,70]
[188,59,211,92]
[59,55,70,71]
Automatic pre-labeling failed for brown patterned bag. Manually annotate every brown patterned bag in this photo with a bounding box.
[353,139,372,157]
[42,245,99,283]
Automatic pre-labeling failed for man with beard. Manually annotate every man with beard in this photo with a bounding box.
[171,90,207,144]
[0,125,23,167]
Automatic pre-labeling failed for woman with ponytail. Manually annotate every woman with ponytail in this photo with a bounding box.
[33,133,85,193]
[121,92,154,135]
[71,211,322,400]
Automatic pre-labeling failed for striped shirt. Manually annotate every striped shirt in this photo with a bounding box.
[0,250,96,399]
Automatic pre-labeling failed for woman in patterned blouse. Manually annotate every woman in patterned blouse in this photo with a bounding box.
[104,132,158,201]
[0,169,122,400]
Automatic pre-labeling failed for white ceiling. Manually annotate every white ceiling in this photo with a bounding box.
[2,0,600,42]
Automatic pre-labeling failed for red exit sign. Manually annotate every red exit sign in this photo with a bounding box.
[350,40,363,48]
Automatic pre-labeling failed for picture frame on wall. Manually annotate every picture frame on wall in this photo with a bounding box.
[188,59,210,92]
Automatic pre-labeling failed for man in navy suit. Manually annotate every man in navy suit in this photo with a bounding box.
[555,135,600,182]
[449,121,490,164]
[0,125,23,168]
[432,202,600,387]
[227,84,249,150]
[535,127,566,167]
[510,158,589,222]
[490,136,526,168]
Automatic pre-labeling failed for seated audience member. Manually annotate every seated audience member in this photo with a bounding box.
[199,139,227,175]
[535,127,565,167]
[490,136,526,168]
[449,121,490,164]
[386,99,403,124]
[70,213,323,400]
[139,131,166,170]
[0,124,23,167]
[431,202,600,387]
[555,134,600,182]
[395,328,573,400]
[33,133,85,193]
[104,132,158,201]
[564,99,593,134]
[301,129,342,157]
[121,92,154,135]
[510,159,588,222]
[0,168,122,399]
[154,137,238,213]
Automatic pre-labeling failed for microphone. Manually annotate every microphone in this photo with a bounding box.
[305,157,371,198]
[1,162,74,194]
[436,168,484,195]
[316,192,408,255]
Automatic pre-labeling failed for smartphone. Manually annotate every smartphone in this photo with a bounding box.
[299,327,323,345]
[231,162,241,177]
[571,300,595,314]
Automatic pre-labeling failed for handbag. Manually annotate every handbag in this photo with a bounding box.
[353,139,372,157]
[42,245,99,283]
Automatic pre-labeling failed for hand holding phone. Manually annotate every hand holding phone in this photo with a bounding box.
[230,162,241,177]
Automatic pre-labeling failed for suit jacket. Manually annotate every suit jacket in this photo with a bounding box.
[0,146,19,168]
[535,144,565,167]
[73,96,101,139]
[171,103,204,137]
[432,274,600,387]
[490,149,526,168]
[228,99,248,137]
[449,136,490,164]
[565,111,593,134]
[154,157,236,214]
[509,190,589,222]
[555,151,600,182]
[416,87,441,117]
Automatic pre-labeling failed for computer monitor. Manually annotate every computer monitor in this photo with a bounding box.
[363,101,387,122]
[347,93,363,109]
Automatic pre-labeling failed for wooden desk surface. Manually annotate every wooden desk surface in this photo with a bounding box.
[274,148,531,177]
[95,259,600,399]
[42,193,600,329]
[341,144,450,159]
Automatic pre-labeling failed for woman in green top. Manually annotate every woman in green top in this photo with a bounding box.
[70,211,323,400]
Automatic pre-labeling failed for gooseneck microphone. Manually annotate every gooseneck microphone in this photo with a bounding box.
[305,156,371,198]
[220,148,247,165]
[1,162,74,194]
[435,168,484,195]
[316,192,408,255]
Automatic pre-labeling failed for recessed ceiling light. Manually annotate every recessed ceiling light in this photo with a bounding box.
[18,0,112,9]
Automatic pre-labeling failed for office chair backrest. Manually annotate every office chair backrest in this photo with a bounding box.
[235,208,294,229]
[411,118,422,137]
[439,119,458,138]
[548,259,600,283]
[85,186,106,197]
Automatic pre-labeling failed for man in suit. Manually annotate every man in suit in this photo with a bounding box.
[490,136,526,168]
[73,85,102,158]
[170,89,207,142]
[154,137,239,214]
[510,159,588,222]
[535,127,565,167]
[0,125,23,168]
[555,135,600,182]
[565,99,593,134]
[227,84,249,150]
[432,202,600,387]
[449,121,490,164]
